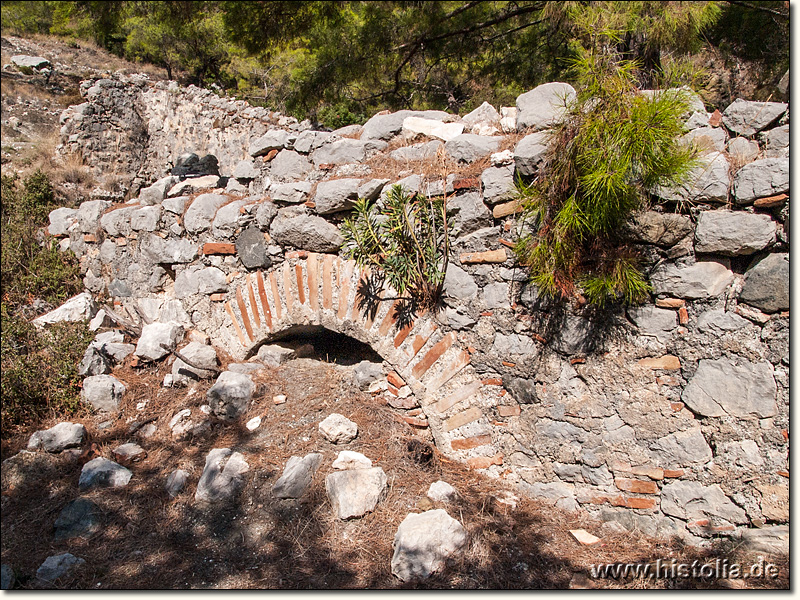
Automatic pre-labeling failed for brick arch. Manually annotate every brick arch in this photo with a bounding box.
[221,251,509,468]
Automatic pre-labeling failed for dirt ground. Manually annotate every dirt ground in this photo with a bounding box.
[0,349,789,590]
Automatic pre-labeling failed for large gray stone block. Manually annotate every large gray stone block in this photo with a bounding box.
[134,322,184,361]
[314,178,361,214]
[650,260,734,299]
[27,422,86,453]
[516,82,576,130]
[649,428,712,466]
[391,509,467,581]
[694,211,776,255]
[272,453,322,499]
[81,374,125,412]
[444,134,500,163]
[269,212,343,253]
[682,357,776,418]
[207,371,255,420]
[195,448,249,502]
[361,109,451,141]
[732,158,789,205]
[79,457,132,490]
[738,253,789,313]
[183,193,229,234]
[325,467,387,519]
[661,480,747,524]
[722,98,787,137]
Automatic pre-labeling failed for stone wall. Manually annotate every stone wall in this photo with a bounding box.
[51,74,789,547]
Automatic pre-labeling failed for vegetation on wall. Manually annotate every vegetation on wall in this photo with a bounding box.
[513,35,700,306]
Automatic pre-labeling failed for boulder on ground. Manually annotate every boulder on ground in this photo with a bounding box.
[272,453,323,499]
[195,448,249,503]
[36,553,84,583]
[391,509,468,581]
[79,457,132,490]
[32,293,97,328]
[81,374,126,413]
[54,498,101,541]
[207,371,255,420]
[332,451,373,471]
[325,467,387,519]
[516,82,576,130]
[27,422,86,453]
[319,413,358,444]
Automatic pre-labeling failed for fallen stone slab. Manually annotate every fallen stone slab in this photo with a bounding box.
[27,422,86,453]
[134,321,184,361]
[36,553,84,583]
[649,260,734,300]
[54,498,101,541]
[319,413,358,444]
[445,134,500,163]
[732,158,790,205]
[272,453,322,499]
[112,442,147,465]
[207,371,255,420]
[172,341,219,384]
[12,55,50,69]
[195,448,249,503]
[391,509,468,581]
[722,98,787,137]
[427,480,457,503]
[79,457,132,490]
[32,293,97,328]
[310,138,387,166]
[516,82,576,130]
[402,116,464,141]
[325,467,387,519]
[694,211,776,256]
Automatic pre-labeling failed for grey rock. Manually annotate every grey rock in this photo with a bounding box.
[140,234,197,264]
[625,211,693,247]
[445,134,500,163]
[656,151,729,203]
[272,453,322,499]
[172,342,218,384]
[195,448,250,502]
[54,498,100,541]
[695,211,775,255]
[650,260,734,299]
[207,371,255,420]
[661,480,747,524]
[197,266,227,295]
[103,342,135,362]
[311,138,388,165]
[726,136,759,165]
[79,457,132,490]
[27,422,86,453]
[482,283,509,310]
[167,175,222,196]
[271,181,312,204]
[627,306,677,343]
[516,82,576,130]
[331,124,363,137]
[493,333,536,355]
[135,322,184,361]
[391,509,467,581]
[450,191,492,236]
[445,307,476,330]
[32,292,97,328]
[505,377,537,403]
[443,263,478,300]
[269,212,344,253]
[233,159,259,180]
[183,193,229,234]
[361,109,451,141]
[685,110,710,128]
[256,200,279,230]
[524,481,578,511]
[427,481,458,503]
[319,413,358,444]
[171,153,220,177]
[353,361,383,391]
[48,207,79,236]
[760,125,789,158]
[388,174,421,195]
[138,176,178,206]
[358,178,389,201]
[112,442,146,464]
[462,101,501,134]
[683,126,727,152]
[696,310,749,333]
[36,553,84,583]
[513,131,549,177]
[732,158,789,205]
[1,563,14,590]
[518,282,553,312]
[166,469,190,498]
[293,130,332,154]
[270,149,312,181]
[325,467,387,519]
[736,526,789,555]
[650,428,712,466]
[81,374,125,412]
[256,343,304,366]
[722,98,787,137]
[739,253,789,313]
[236,225,271,269]
[76,199,111,233]
[314,178,361,214]
[11,55,50,69]
[130,205,160,232]
[211,199,248,239]
[390,140,443,162]
[249,129,290,156]
[551,315,595,355]
[682,357,776,418]
[481,165,515,204]
[79,344,110,376]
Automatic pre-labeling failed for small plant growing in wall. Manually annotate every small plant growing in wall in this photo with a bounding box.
[340,184,452,322]
[514,42,699,307]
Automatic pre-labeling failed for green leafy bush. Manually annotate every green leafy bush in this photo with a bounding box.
[340,185,452,315]
[514,45,698,306]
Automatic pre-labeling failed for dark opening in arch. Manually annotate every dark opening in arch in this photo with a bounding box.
[251,325,383,366]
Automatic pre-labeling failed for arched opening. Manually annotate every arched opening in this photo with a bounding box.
[250,325,383,366]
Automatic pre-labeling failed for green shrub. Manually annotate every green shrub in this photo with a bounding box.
[340,185,452,316]
[514,45,698,306]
